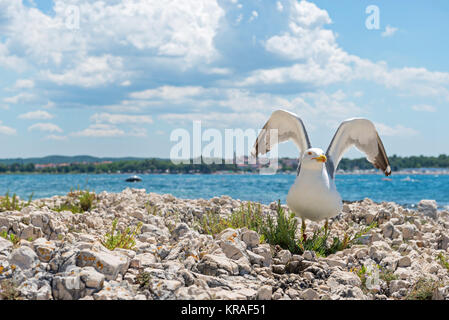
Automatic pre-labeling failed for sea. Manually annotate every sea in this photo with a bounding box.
[1,173,449,209]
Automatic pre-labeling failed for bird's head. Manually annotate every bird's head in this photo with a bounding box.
[302,148,327,169]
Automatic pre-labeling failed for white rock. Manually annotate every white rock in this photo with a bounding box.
[246,250,265,266]
[252,244,272,267]
[328,270,362,287]
[219,239,247,260]
[240,230,260,248]
[134,253,157,267]
[199,254,239,276]
[325,258,346,268]
[172,223,190,240]
[8,246,39,270]
[303,250,316,261]
[400,224,416,240]
[20,225,43,241]
[80,267,105,289]
[389,280,409,293]
[33,238,56,263]
[76,249,130,281]
[300,288,320,300]
[0,237,12,252]
[257,285,272,300]
[418,200,438,219]
[397,256,412,268]
[382,222,395,239]
[277,250,292,265]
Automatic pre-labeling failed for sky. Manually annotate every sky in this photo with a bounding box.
[0,0,448,159]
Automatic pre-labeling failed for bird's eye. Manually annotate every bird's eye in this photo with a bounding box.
[308,152,312,155]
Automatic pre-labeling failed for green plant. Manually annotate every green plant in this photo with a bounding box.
[145,202,160,216]
[352,265,377,290]
[135,270,152,290]
[261,201,299,253]
[197,202,265,236]
[101,219,143,250]
[0,280,21,300]
[54,189,96,213]
[437,252,449,271]
[78,190,95,212]
[0,191,33,212]
[406,278,440,300]
[196,200,376,257]
[0,231,20,246]
[262,201,377,257]
[379,268,398,285]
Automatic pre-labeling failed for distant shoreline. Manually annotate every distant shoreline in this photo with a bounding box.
[0,170,448,176]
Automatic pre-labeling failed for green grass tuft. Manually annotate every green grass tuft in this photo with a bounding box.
[437,252,449,271]
[406,278,440,300]
[0,279,21,300]
[101,218,143,250]
[197,202,265,236]
[54,188,96,213]
[196,199,375,257]
[0,191,33,212]
[0,231,20,246]
[261,201,299,253]
[135,270,152,290]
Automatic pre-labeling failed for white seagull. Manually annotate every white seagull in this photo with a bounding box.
[252,110,391,235]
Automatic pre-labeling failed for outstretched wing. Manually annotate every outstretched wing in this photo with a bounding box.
[252,110,311,158]
[326,118,391,178]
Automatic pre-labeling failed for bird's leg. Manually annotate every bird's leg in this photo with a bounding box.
[324,219,329,236]
[301,219,307,242]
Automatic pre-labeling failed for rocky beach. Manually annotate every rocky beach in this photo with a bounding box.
[1,188,448,300]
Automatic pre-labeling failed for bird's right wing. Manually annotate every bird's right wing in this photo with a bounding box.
[326,118,391,178]
[251,110,311,158]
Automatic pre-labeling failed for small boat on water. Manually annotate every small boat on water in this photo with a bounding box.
[125,175,142,182]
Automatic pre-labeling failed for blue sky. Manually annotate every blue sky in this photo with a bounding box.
[0,0,448,159]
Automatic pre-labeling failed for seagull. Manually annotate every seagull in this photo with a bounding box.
[252,110,391,236]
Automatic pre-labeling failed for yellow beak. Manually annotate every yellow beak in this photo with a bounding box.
[312,154,327,163]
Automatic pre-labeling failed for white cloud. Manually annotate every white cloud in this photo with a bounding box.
[130,86,206,100]
[202,67,232,75]
[231,0,449,101]
[45,134,67,141]
[129,128,147,137]
[374,122,419,137]
[0,0,225,88]
[72,124,125,138]
[43,101,56,109]
[0,121,17,136]
[290,0,331,28]
[276,1,284,12]
[154,87,362,130]
[91,113,153,125]
[14,79,35,89]
[43,55,126,87]
[19,110,54,120]
[28,123,63,133]
[3,93,35,104]
[0,43,27,71]
[412,104,436,112]
[382,25,398,37]
[249,11,258,22]
[71,123,147,138]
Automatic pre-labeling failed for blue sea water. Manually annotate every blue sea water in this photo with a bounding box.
[1,174,448,208]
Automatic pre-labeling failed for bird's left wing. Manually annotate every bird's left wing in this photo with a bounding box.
[326,118,391,178]
[252,110,311,158]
